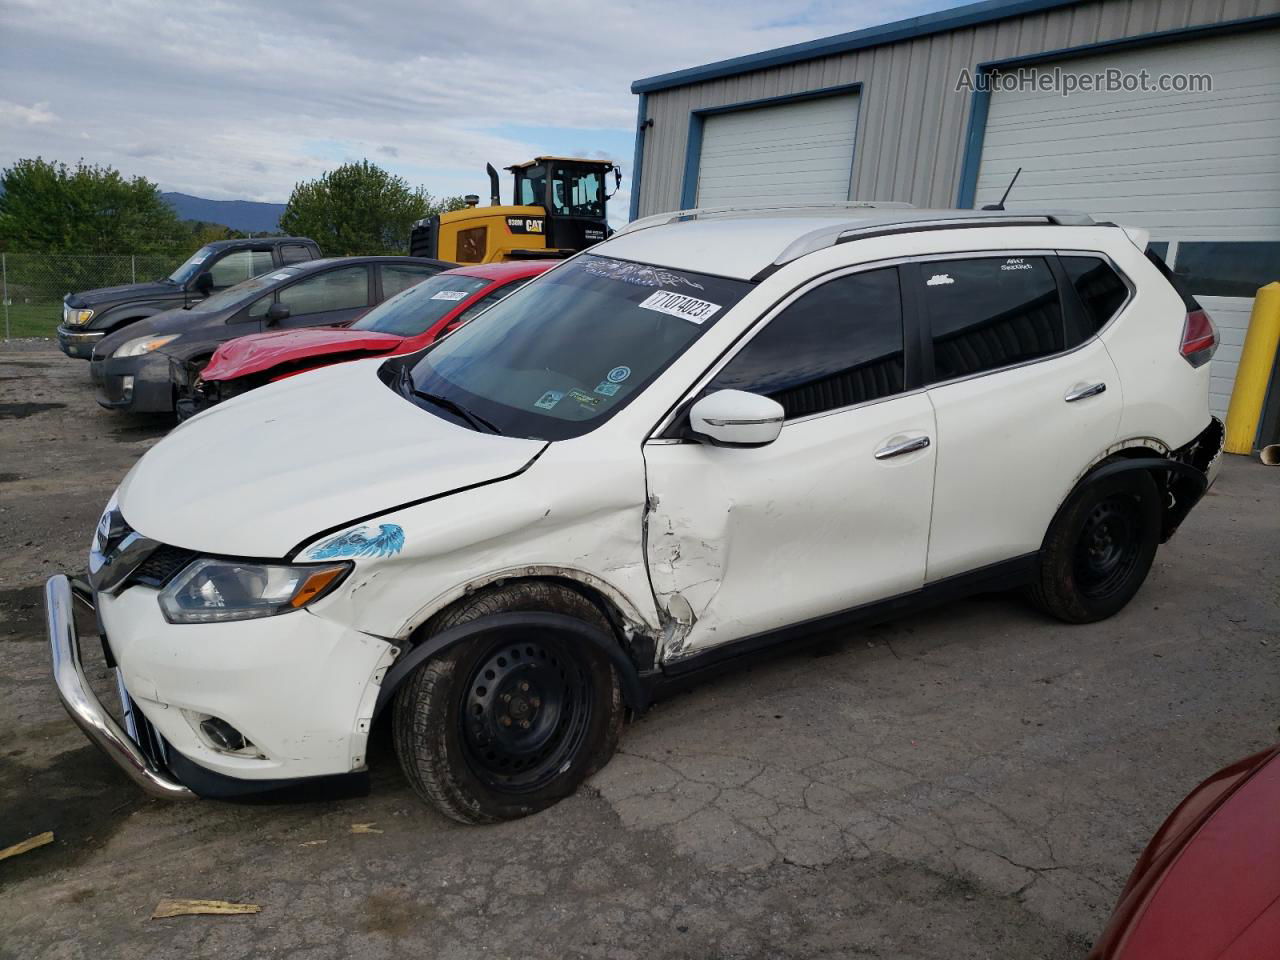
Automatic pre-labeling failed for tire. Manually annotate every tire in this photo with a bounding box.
[392,582,624,824]
[1028,468,1162,624]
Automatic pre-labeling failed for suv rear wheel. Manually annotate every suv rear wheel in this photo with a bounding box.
[1029,469,1161,623]
[392,582,624,823]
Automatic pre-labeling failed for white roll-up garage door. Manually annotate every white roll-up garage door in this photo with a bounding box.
[695,93,860,207]
[975,28,1280,419]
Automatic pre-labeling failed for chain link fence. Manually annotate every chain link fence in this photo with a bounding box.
[2,252,188,340]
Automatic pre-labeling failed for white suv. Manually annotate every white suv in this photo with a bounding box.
[47,205,1223,822]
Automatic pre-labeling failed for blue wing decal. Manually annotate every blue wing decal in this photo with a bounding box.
[306,523,405,560]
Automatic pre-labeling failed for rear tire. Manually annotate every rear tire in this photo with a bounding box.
[392,582,624,824]
[1028,469,1161,623]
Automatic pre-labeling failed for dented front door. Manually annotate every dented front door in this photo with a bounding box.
[642,393,937,662]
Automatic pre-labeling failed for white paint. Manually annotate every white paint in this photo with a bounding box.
[696,94,859,207]
[116,358,545,557]
[976,28,1280,415]
[94,215,1213,783]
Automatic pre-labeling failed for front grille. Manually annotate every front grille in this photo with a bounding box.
[128,544,198,588]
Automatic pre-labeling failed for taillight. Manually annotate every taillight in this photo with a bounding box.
[1180,309,1218,368]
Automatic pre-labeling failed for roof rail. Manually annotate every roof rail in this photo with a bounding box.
[614,200,916,238]
[771,212,1099,266]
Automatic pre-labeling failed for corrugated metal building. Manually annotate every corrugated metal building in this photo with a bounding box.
[628,0,1280,416]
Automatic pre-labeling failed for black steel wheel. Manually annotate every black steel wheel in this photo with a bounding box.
[1073,496,1144,601]
[459,636,593,793]
[1029,467,1161,624]
[392,582,624,823]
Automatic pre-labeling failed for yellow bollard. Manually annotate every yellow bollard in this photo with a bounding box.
[1224,282,1280,455]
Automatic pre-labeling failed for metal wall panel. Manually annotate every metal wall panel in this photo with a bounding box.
[635,0,1280,218]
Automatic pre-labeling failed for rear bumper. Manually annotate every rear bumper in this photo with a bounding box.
[56,325,106,360]
[45,575,194,799]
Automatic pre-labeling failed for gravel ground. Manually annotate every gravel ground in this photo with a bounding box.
[2,340,1277,960]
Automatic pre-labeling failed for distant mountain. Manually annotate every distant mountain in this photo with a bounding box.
[161,192,286,233]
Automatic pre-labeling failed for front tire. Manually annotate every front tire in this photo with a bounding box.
[392,583,624,824]
[1028,469,1161,623]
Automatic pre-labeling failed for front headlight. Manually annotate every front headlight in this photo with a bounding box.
[64,305,94,326]
[113,333,179,358]
[158,558,351,624]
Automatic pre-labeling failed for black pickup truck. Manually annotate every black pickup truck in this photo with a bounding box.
[56,237,321,359]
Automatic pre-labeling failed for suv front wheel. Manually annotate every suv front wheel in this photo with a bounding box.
[392,583,624,823]
[1029,468,1161,623]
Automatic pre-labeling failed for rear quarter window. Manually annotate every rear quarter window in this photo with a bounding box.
[1060,256,1130,345]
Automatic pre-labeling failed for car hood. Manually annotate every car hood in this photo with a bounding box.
[116,358,546,557]
[69,280,178,308]
[202,327,405,382]
[1096,748,1280,960]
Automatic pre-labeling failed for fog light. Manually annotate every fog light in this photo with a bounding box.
[120,375,135,401]
[200,716,248,752]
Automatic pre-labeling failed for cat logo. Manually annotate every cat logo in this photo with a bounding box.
[506,217,544,235]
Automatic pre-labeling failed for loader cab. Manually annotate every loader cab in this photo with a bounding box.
[409,156,619,264]
[508,158,614,252]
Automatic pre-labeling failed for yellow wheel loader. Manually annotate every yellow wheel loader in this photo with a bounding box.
[410,157,621,263]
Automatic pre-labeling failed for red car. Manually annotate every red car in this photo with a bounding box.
[183,260,554,415]
[1090,744,1280,959]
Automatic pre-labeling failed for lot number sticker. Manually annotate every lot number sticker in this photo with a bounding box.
[637,290,722,325]
[431,290,471,301]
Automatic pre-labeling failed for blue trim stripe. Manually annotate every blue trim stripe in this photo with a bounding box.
[630,0,1082,94]
[679,83,863,211]
[628,92,647,221]
[953,12,1280,207]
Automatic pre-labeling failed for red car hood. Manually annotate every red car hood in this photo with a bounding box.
[202,327,405,381]
[1092,747,1280,960]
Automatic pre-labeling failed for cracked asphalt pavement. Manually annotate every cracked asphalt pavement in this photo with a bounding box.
[2,340,1278,959]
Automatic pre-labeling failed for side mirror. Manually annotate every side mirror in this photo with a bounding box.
[688,389,784,447]
[265,302,291,324]
[192,272,214,295]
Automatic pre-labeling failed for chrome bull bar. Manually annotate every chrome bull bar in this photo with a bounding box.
[45,574,194,800]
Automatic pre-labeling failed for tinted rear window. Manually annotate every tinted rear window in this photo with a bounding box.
[1061,256,1129,345]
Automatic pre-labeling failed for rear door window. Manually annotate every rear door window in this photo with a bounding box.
[708,267,905,419]
[917,257,1063,382]
[208,249,274,290]
[278,266,371,316]
[279,244,313,265]
[382,263,446,298]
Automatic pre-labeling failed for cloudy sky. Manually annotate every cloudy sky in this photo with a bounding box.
[1,0,958,221]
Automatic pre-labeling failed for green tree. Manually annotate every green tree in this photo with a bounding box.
[278,160,464,256]
[0,157,185,254]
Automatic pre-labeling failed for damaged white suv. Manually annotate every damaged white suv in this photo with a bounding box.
[48,205,1223,823]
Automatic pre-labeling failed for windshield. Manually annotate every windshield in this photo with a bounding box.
[352,273,490,336]
[395,254,753,440]
[189,268,299,313]
[168,246,217,284]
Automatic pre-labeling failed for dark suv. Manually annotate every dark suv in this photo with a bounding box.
[56,237,321,359]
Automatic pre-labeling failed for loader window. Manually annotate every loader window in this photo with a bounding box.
[551,165,603,219]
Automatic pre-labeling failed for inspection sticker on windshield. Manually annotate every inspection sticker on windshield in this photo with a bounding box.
[431,290,470,301]
[534,390,564,410]
[637,290,721,325]
[271,273,291,280]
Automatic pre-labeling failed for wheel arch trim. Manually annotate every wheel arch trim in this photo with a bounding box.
[373,611,649,719]
[395,565,660,642]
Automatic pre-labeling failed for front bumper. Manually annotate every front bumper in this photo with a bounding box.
[45,570,396,798]
[91,353,174,413]
[57,324,106,360]
[45,575,195,799]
